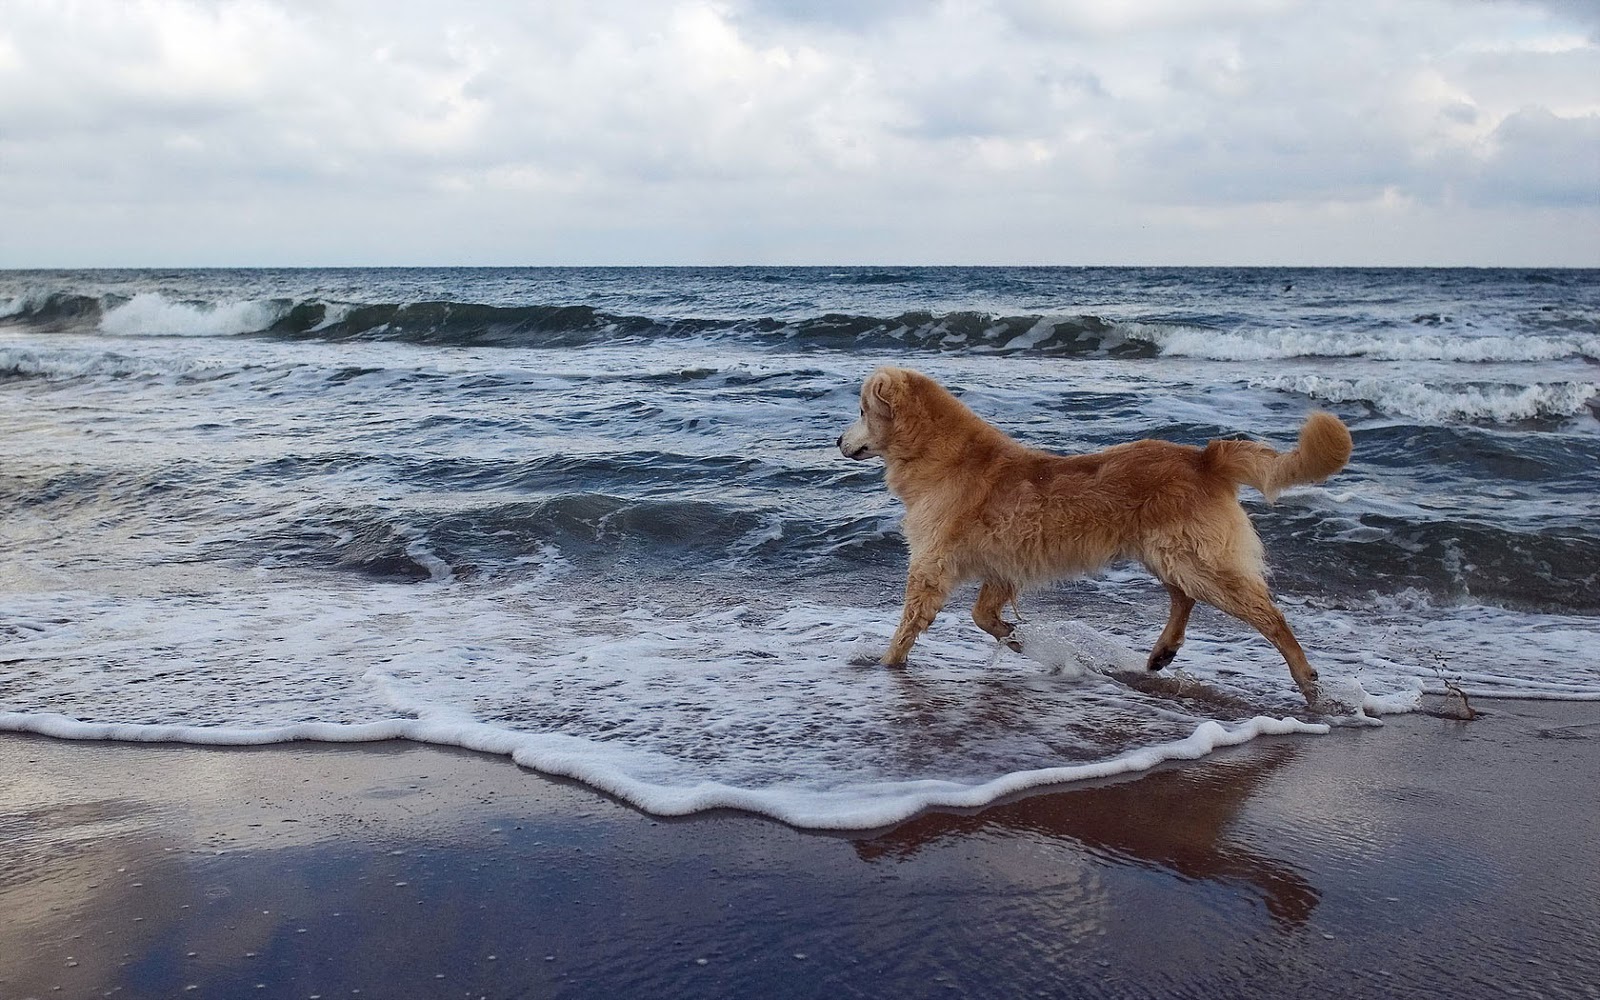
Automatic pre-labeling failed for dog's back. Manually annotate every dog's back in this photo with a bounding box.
[885,372,1350,575]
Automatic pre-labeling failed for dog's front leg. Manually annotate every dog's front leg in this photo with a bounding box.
[882,561,955,666]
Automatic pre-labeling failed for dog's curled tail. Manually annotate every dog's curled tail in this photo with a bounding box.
[1201,412,1352,503]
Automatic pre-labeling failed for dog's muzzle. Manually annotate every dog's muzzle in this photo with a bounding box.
[838,419,876,460]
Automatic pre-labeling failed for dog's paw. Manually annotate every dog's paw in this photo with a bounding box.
[1146,647,1178,671]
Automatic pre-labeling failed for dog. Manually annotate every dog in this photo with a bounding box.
[837,366,1352,705]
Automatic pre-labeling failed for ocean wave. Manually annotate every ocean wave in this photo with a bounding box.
[11,286,1595,364]
[1353,424,1600,488]
[0,345,247,382]
[275,302,1163,356]
[100,292,291,338]
[268,300,684,346]
[0,290,104,330]
[2,288,1169,356]
[10,447,1591,613]
[1,289,295,338]
[1159,327,1600,362]
[813,311,1163,356]
[1259,512,1600,614]
[257,493,798,581]
[1255,374,1600,424]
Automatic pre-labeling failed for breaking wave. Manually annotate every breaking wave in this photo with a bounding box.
[7,285,1598,367]
[2,289,1165,356]
[1158,327,1600,363]
[1255,374,1600,424]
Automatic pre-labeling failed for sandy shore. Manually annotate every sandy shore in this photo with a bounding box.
[3,700,1598,1000]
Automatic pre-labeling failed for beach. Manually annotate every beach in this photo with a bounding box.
[5,0,1598,988]
[4,698,1597,1000]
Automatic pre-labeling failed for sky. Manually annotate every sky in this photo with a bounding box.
[1,0,1597,267]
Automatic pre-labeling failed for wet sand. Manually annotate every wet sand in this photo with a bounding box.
[3,700,1598,1000]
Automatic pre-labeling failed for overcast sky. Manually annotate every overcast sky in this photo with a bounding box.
[2,0,1596,267]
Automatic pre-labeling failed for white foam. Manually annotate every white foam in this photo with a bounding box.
[4,567,1594,829]
[1012,620,1144,678]
[0,342,259,382]
[1007,318,1060,351]
[730,513,786,554]
[0,709,1327,830]
[309,302,354,332]
[99,292,285,338]
[1157,327,1600,363]
[1313,676,1425,726]
[403,534,455,583]
[2,345,167,380]
[0,570,1332,829]
[1253,373,1599,423]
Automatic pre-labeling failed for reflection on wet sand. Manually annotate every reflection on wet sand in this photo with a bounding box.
[0,792,299,1000]
[853,743,1320,926]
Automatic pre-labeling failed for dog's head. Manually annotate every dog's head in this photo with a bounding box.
[837,366,916,461]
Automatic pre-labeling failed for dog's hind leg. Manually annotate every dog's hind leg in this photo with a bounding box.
[883,561,956,666]
[1146,582,1195,671]
[1188,571,1320,704]
[972,580,1022,653]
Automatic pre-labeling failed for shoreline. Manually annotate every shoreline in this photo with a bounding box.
[3,699,1598,999]
[0,707,1332,830]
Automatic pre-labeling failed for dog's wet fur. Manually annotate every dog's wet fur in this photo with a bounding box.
[838,367,1353,705]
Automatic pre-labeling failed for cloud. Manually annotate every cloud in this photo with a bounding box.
[1471,107,1600,205]
[0,0,1594,265]
[994,0,1297,38]
[734,0,926,28]
[1514,0,1600,35]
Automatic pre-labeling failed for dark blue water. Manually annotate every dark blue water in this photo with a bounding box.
[2,267,1597,827]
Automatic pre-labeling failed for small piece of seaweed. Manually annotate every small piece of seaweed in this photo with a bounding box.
[1422,649,1479,721]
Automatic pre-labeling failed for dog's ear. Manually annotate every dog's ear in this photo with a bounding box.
[864,368,899,416]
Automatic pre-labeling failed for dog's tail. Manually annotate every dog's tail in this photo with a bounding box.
[1200,412,1352,502]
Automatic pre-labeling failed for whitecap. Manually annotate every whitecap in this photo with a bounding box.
[1158,327,1600,363]
[1252,373,1599,423]
[99,292,286,338]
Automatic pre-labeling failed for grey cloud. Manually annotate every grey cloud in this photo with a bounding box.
[731,0,928,28]
[1128,121,1419,206]
[890,66,1105,141]
[0,0,1595,265]
[1471,107,1600,205]
[1511,0,1600,32]
[993,0,1296,38]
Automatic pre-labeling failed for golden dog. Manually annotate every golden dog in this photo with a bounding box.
[837,366,1352,705]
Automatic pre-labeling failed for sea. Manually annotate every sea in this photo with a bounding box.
[3,266,1597,829]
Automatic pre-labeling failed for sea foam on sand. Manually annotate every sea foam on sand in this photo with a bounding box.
[8,573,1592,829]
[0,708,1327,830]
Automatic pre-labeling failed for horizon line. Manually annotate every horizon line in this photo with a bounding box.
[3,262,1598,271]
